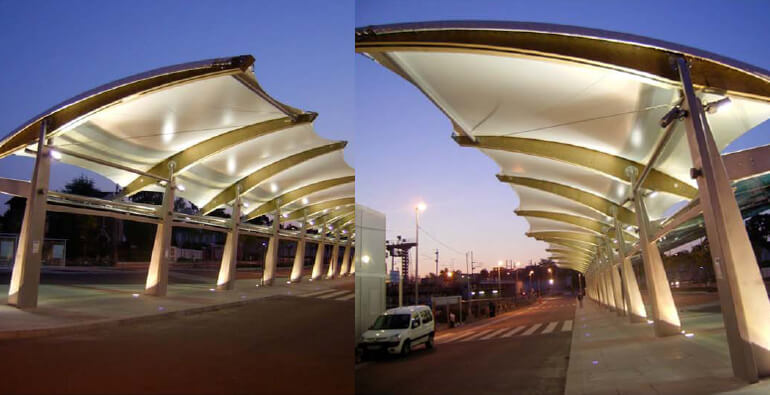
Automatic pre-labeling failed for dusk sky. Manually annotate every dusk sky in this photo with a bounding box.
[354,0,770,273]
[0,0,354,194]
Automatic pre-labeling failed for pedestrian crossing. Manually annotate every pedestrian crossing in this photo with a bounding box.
[437,320,573,344]
[297,288,354,302]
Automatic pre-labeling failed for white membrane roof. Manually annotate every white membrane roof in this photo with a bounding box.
[1,55,354,227]
[356,21,770,270]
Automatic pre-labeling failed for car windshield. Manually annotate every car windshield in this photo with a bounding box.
[370,314,411,330]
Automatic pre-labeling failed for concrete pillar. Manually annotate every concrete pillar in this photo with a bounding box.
[216,188,241,290]
[603,237,625,316]
[290,211,307,283]
[677,57,770,382]
[339,240,352,276]
[262,202,280,285]
[145,163,176,296]
[627,166,681,337]
[8,120,51,308]
[350,246,355,274]
[613,214,647,323]
[311,241,325,280]
[326,232,340,279]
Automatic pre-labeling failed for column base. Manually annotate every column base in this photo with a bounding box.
[629,313,646,324]
[216,282,235,291]
[653,320,681,337]
[262,278,274,286]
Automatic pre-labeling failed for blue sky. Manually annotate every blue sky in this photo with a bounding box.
[354,0,770,272]
[0,0,354,193]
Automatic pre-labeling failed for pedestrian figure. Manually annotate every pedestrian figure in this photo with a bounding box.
[449,311,456,328]
[577,292,584,308]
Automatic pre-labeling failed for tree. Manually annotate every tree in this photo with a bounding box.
[62,174,102,197]
[746,214,770,265]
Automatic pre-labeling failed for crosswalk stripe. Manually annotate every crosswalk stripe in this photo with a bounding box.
[522,323,542,336]
[317,290,349,299]
[460,329,494,342]
[562,320,573,332]
[480,328,509,340]
[542,321,559,334]
[299,289,338,297]
[501,325,526,338]
[334,293,355,301]
[441,331,477,344]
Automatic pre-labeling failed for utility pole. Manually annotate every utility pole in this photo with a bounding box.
[435,249,439,278]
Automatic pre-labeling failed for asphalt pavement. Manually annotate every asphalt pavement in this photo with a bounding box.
[356,295,577,395]
[0,292,354,394]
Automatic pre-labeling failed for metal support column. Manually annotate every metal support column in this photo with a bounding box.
[339,239,352,276]
[311,226,326,280]
[262,201,280,285]
[289,210,308,283]
[326,229,340,278]
[604,236,625,316]
[677,56,770,382]
[145,162,176,296]
[216,186,241,290]
[627,166,681,336]
[613,211,647,323]
[8,120,52,308]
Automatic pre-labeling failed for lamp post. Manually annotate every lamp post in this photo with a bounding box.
[529,270,535,295]
[414,202,426,305]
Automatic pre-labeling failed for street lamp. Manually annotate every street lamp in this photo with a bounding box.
[529,270,535,294]
[415,202,426,305]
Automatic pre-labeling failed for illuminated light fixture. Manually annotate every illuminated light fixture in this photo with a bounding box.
[335,206,340,210]
[270,183,278,193]
[159,180,168,187]
[50,150,62,160]
[492,290,498,294]
[131,293,140,298]
[498,261,503,266]
[162,114,175,143]
[328,225,333,230]
[302,197,309,205]
[255,284,260,287]
[227,157,236,174]
[323,209,329,213]
[341,230,347,234]
[158,306,165,311]
[362,255,371,264]
[471,291,476,295]
[549,279,554,285]
[282,213,288,218]
[647,320,654,324]
[242,202,249,208]
[176,183,186,192]
[479,291,485,295]
[286,281,291,284]
[309,220,315,225]
[417,202,427,211]
[704,97,731,114]
[209,288,215,292]
[685,333,694,338]
[648,191,658,198]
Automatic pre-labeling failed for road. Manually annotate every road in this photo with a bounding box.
[356,296,577,395]
[0,290,354,394]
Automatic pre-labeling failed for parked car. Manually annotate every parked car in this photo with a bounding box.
[358,305,435,356]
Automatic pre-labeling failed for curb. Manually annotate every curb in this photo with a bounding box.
[0,296,271,341]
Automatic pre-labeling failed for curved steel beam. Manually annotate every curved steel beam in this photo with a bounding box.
[535,237,596,254]
[517,209,637,240]
[120,116,316,197]
[498,175,637,225]
[456,135,696,199]
[546,248,594,260]
[244,175,354,221]
[281,197,355,222]
[201,141,347,214]
[527,231,600,245]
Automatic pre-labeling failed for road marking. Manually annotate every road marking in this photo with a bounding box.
[562,320,573,332]
[521,323,542,336]
[542,321,559,334]
[441,331,477,344]
[334,293,355,301]
[501,325,526,338]
[460,329,494,342]
[299,289,339,297]
[480,328,509,340]
[317,290,349,299]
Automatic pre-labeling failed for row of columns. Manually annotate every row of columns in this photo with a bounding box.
[586,56,770,383]
[7,124,353,308]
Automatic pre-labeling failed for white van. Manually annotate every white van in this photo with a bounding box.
[358,305,435,356]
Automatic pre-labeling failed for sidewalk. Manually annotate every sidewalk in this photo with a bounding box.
[565,299,770,394]
[0,274,352,339]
